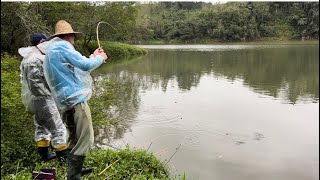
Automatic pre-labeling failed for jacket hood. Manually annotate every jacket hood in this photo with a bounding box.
[18,46,37,58]
[37,37,63,54]
[18,37,63,57]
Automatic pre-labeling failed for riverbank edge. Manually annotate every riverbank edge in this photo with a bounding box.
[131,38,319,45]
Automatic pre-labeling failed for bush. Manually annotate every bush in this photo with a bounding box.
[1,53,38,175]
[74,40,147,60]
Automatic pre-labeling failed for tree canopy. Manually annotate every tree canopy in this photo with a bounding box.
[1,2,319,54]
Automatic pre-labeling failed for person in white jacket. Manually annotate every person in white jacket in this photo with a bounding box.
[19,33,68,162]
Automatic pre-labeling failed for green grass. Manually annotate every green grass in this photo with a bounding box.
[1,53,37,176]
[1,147,171,180]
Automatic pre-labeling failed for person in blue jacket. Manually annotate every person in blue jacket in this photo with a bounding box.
[41,20,107,180]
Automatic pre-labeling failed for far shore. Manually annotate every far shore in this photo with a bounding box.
[131,39,319,45]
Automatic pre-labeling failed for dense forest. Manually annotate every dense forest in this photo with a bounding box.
[135,2,319,42]
[1,1,319,55]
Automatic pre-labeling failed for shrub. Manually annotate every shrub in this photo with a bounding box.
[1,53,38,175]
[74,40,147,60]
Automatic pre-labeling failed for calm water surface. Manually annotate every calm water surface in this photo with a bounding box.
[93,43,319,180]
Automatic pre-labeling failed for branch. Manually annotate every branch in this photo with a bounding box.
[163,144,181,166]
[98,158,121,176]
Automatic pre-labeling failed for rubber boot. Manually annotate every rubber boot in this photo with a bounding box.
[81,167,92,176]
[67,154,87,180]
[38,147,57,162]
[56,149,68,164]
[66,149,92,178]
[56,149,68,159]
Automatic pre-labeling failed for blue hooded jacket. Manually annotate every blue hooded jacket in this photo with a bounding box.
[42,37,104,112]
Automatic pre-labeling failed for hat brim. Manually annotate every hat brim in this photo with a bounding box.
[49,32,82,39]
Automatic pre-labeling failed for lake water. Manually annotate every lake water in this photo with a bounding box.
[93,42,319,180]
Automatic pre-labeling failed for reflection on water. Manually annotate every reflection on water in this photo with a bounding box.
[210,46,319,104]
[92,43,319,180]
[96,44,319,104]
[93,71,141,146]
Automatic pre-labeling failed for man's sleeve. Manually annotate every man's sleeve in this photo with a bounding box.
[59,42,104,72]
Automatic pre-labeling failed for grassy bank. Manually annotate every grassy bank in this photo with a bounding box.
[75,40,147,60]
[1,147,176,180]
[0,44,181,179]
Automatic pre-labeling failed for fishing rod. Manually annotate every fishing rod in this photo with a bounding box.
[96,21,126,48]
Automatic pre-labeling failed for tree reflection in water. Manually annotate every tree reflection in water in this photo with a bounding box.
[91,71,141,148]
[91,44,319,147]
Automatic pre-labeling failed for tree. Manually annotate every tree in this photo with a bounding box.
[1,2,49,54]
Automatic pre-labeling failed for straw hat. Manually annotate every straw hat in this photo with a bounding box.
[50,20,82,39]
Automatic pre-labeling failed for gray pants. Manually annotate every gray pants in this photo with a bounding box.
[63,102,94,156]
[32,96,67,150]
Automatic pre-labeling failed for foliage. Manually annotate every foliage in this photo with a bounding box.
[1,53,38,175]
[134,2,319,42]
[1,2,318,55]
[1,2,51,54]
[1,2,139,55]
[74,40,147,59]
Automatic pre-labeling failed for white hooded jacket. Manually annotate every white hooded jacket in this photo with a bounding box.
[19,45,51,112]
[18,38,62,112]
